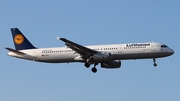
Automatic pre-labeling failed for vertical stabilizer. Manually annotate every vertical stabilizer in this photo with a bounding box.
[11,28,36,50]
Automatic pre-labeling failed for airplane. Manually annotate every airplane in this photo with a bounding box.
[5,28,174,73]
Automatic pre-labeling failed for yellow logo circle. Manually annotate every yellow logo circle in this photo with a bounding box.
[14,34,24,45]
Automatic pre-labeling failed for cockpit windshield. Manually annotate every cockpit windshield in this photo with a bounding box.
[161,45,168,48]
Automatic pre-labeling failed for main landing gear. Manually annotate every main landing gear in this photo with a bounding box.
[153,58,157,67]
[84,63,90,68]
[91,63,98,73]
[84,63,98,73]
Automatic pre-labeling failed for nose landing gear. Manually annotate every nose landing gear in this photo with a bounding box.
[153,58,157,67]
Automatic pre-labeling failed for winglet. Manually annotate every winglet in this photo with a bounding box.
[56,36,61,40]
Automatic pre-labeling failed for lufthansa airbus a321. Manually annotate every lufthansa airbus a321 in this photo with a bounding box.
[5,28,174,73]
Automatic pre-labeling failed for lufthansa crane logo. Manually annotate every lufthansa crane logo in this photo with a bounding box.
[14,34,24,44]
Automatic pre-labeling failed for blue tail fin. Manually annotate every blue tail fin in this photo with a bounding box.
[11,28,36,50]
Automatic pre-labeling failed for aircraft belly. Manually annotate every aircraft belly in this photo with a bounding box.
[112,52,170,60]
[36,52,79,63]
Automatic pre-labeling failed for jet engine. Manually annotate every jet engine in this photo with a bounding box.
[101,60,121,68]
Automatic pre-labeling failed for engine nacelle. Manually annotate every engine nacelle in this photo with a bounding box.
[91,52,112,61]
[101,60,121,69]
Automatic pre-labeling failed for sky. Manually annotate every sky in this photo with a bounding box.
[0,0,180,101]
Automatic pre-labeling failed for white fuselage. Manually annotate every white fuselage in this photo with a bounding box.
[8,42,174,63]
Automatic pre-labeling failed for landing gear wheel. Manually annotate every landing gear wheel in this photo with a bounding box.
[84,63,90,68]
[153,58,157,67]
[154,63,157,67]
[91,67,97,73]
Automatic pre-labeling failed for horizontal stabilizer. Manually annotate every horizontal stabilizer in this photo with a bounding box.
[5,47,25,55]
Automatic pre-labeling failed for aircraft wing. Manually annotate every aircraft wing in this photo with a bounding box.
[57,37,98,56]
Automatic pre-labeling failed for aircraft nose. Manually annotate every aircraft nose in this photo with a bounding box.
[169,48,174,55]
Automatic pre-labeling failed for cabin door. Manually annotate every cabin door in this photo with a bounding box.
[118,46,122,53]
[33,50,38,59]
[151,43,156,51]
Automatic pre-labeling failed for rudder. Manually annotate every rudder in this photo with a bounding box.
[11,28,36,50]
